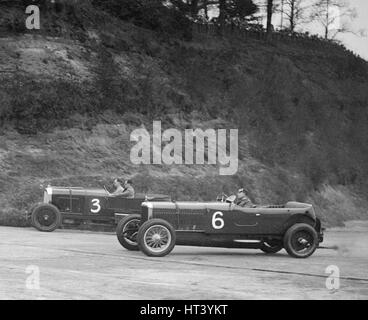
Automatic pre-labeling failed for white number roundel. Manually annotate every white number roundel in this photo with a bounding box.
[212,211,225,229]
[91,199,101,213]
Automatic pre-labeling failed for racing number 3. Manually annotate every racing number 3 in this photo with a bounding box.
[212,211,224,229]
[91,199,101,213]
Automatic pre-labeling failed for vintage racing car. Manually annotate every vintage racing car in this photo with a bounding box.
[28,186,170,232]
[116,195,324,258]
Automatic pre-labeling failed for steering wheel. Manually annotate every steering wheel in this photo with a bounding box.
[103,185,110,195]
[225,195,236,204]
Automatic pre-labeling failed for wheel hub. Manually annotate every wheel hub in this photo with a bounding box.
[152,233,162,243]
[144,225,172,253]
[298,237,309,246]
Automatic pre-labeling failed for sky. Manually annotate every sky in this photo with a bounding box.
[271,0,368,60]
[339,0,368,60]
[208,0,368,60]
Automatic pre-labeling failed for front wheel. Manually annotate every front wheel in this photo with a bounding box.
[116,214,141,251]
[283,223,319,258]
[137,219,176,257]
[31,203,62,232]
[260,240,283,254]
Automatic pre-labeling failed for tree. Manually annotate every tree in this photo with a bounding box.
[280,0,284,28]
[93,0,192,38]
[310,0,358,39]
[172,0,200,17]
[203,0,209,18]
[171,0,258,22]
[170,0,215,18]
[266,0,274,34]
[190,0,200,16]
[218,0,226,25]
[282,0,311,32]
[226,0,258,19]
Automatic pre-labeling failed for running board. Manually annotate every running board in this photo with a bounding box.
[233,240,262,243]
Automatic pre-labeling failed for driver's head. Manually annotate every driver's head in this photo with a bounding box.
[237,188,247,199]
[124,179,132,188]
[113,178,124,188]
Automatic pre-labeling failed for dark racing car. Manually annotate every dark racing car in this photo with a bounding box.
[116,195,324,258]
[28,186,170,232]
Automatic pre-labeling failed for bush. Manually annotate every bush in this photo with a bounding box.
[0,76,98,133]
[0,6,27,33]
[92,0,192,39]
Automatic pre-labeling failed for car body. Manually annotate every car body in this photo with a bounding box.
[117,198,324,258]
[28,186,171,232]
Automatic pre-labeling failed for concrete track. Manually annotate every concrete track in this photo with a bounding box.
[0,221,367,299]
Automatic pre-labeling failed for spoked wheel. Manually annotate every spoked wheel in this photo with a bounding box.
[116,214,141,251]
[260,240,283,254]
[31,204,62,232]
[137,219,176,257]
[283,223,319,258]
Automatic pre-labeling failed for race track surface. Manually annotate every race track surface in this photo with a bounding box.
[0,221,367,300]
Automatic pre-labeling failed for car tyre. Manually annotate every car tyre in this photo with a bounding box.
[116,214,141,251]
[260,240,283,254]
[31,203,62,232]
[138,219,176,257]
[29,202,43,227]
[283,223,319,258]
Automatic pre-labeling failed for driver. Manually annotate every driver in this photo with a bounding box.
[120,179,135,199]
[236,188,254,207]
[109,178,125,196]
[108,179,135,198]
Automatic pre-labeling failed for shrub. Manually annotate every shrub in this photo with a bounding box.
[0,76,98,133]
[92,0,192,39]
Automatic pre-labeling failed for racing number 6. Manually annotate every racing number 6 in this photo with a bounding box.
[91,199,101,213]
[212,211,224,230]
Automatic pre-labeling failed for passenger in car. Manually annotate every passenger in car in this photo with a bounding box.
[109,179,135,198]
[120,179,135,198]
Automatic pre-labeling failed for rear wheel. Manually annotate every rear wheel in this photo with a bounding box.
[116,214,141,251]
[31,203,62,232]
[260,240,283,254]
[283,223,319,258]
[137,219,176,257]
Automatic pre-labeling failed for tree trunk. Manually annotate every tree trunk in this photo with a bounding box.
[290,0,295,32]
[190,0,199,17]
[204,0,208,19]
[218,0,226,25]
[266,0,274,37]
[325,0,330,39]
